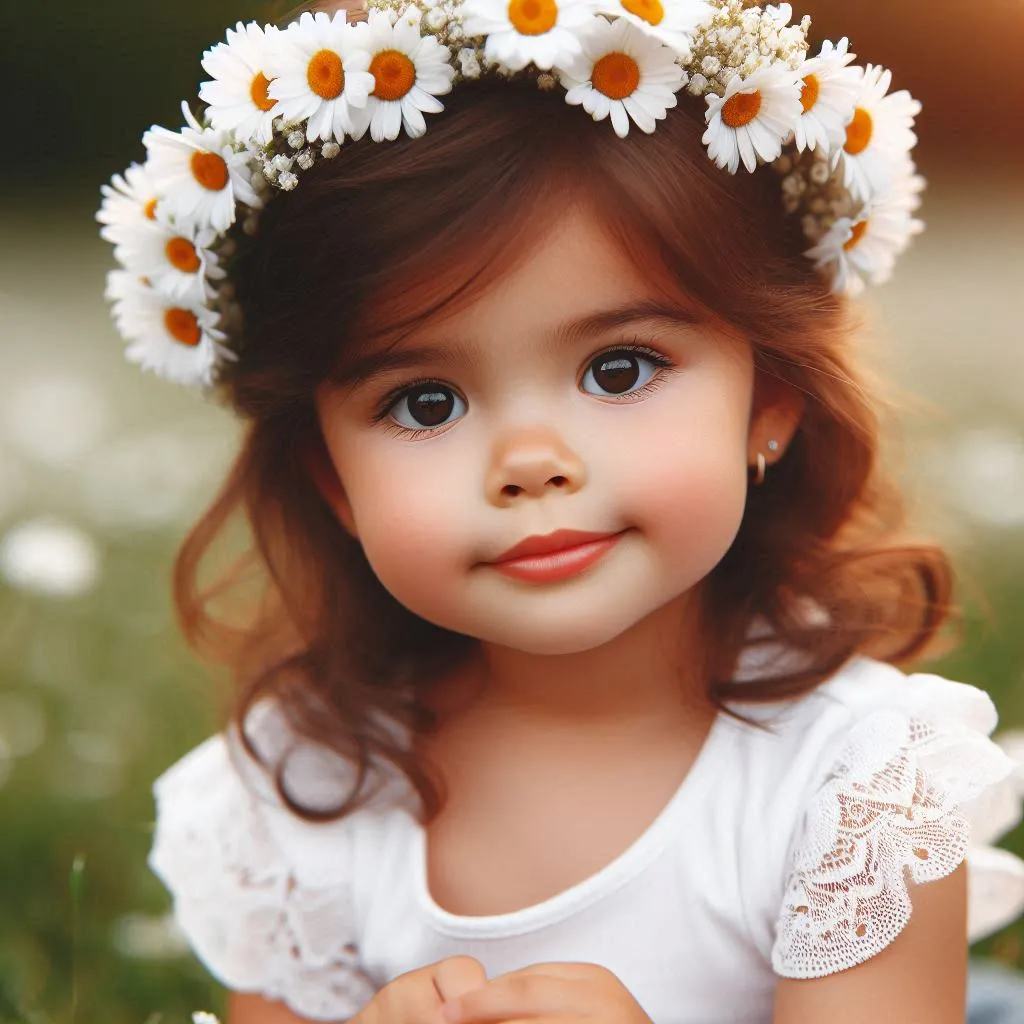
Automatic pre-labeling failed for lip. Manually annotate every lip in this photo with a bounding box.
[489,529,625,583]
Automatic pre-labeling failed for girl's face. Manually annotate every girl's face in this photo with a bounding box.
[315,204,796,655]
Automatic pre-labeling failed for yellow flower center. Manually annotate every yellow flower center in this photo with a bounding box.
[190,151,229,192]
[799,73,819,114]
[308,49,345,100]
[370,50,417,100]
[166,237,201,274]
[621,0,664,26]
[507,0,558,36]
[143,198,159,220]
[250,71,277,112]
[721,90,762,128]
[164,308,202,347]
[843,219,868,250]
[844,107,873,155]
[591,52,641,100]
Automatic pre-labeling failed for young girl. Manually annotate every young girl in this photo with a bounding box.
[98,0,1024,1021]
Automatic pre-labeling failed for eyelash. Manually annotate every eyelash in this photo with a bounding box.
[370,341,675,440]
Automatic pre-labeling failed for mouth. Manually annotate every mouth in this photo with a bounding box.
[489,529,626,583]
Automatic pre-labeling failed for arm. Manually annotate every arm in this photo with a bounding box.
[773,863,968,1024]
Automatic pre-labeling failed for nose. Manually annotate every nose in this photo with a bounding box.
[484,426,587,507]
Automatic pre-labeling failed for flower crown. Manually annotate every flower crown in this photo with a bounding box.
[97,0,924,390]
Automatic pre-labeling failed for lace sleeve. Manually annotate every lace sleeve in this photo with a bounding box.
[148,734,378,1021]
[771,687,1018,980]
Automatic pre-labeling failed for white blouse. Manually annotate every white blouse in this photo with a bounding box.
[149,657,1024,1022]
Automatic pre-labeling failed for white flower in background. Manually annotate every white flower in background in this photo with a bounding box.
[199,21,282,146]
[836,63,920,203]
[105,274,231,388]
[113,221,226,305]
[144,103,262,233]
[266,11,375,143]
[461,0,598,72]
[350,9,455,142]
[804,172,924,295]
[792,37,860,156]
[96,163,161,247]
[592,0,710,57]
[0,518,101,599]
[703,63,802,173]
[558,18,683,138]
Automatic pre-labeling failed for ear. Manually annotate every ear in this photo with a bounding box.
[302,434,360,538]
[747,375,805,470]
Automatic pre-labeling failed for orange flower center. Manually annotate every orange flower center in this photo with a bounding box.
[799,73,819,114]
[250,71,277,112]
[370,50,417,100]
[308,49,345,100]
[190,151,229,192]
[166,237,201,274]
[591,52,641,100]
[843,219,868,250]
[143,198,159,220]
[844,107,873,155]
[507,0,558,36]
[621,0,664,26]
[721,90,762,128]
[164,308,202,347]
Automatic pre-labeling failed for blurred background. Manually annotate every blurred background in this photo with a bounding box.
[2,0,1023,1020]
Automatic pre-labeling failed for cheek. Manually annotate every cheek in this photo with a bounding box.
[337,446,473,620]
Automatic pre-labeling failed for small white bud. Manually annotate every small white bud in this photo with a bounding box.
[288,130,306,150]
[278,171,299,191]
[809,160,831,185]
[296,149,316,170]
[322,142,341,159]
[700,55,720,76]
[686,72,708,95]
[426,7,447,29]
[272,154,294,173]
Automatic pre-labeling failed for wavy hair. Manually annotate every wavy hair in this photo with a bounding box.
[174,75,954,823]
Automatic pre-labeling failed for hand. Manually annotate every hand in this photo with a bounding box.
[357,955,489,1024]
[439,962,655,1024]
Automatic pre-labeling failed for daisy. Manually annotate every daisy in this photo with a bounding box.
[461,0,598,72]
[792,37,861,157]
[144,102,262,234]
[836,63,920,204]
[266,11,375,144]
[804,174,924,296]
[105,274,231,389]
[199,21,282,147]
[113,220,226,305]
[349,8,455,142]
[703,63,802,174]
[558,18,683,138]
[591,0,710,56]
[97,163,162,247]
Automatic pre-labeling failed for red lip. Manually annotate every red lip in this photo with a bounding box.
[494,529,620,562]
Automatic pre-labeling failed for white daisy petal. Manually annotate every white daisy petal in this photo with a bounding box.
[464,0,597,72]
[592,0,710,55]
[199,22,282,146]
[355,9,454,143]
[97,163,162,246]
[703,64,802,174]
[556,18,683,137]
[836,63,921,204]
[792,37,861,157]
[113,221,224,305]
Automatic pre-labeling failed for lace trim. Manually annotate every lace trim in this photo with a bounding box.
[772,709,1012,979]
[150,737,378,1020]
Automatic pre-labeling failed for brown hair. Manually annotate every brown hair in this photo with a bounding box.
[174,77,954,823]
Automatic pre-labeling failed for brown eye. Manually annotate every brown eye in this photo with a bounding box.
[390,385,465,430]
[582,350,659,397]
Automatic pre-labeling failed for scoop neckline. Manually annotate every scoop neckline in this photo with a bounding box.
[410,709,727,938]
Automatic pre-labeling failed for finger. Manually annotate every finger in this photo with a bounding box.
[441,968,582,1024]
[433,955,489,1002]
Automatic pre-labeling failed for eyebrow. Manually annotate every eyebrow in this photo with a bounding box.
[332,300,703,390]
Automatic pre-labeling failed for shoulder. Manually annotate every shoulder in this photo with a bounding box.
[752,656,1024,980]
[148,700,415,1019]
